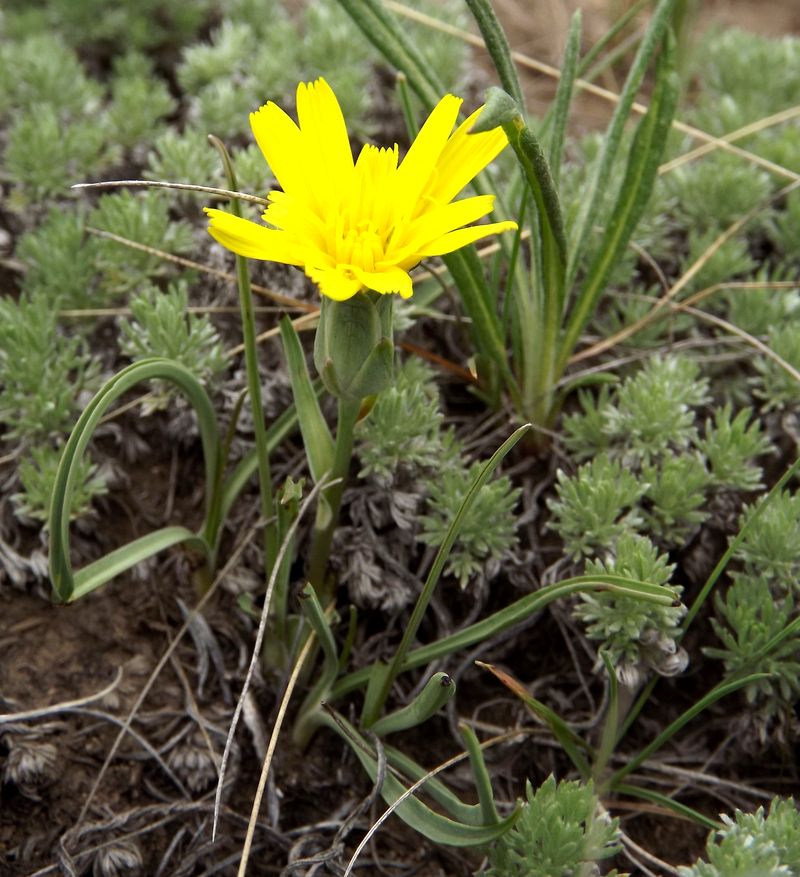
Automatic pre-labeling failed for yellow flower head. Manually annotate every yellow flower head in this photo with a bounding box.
[205,78,517,301]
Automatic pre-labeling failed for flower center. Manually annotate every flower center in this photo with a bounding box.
[337,222,386,272]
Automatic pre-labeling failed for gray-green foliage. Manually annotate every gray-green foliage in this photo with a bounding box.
[118,281,227,409]
[105,53,177,150]
[664,152,772,234]
[767,191,800,261]
[705,490,800,719]
[704,577,800,714]
[698,405,773,491]
[5,104,110,200]
[733,490,800,594]
[178,0,469,143]
[558,358,769,550]
[0,32,102,117]
[357,358,448,484]
[0,295,99,444]
[146,129,223,191]
[178,1,372,140]
[725,266,800,338]
[356,358,520,589]
[90,191,193,297]
[681,228,756,294]
[578,533,686,679]
[547,455,646,559]
[601,356,710,461]
[418,459,521,588]
[555,356,771,677]
[13,445,107,524]
[4,0,213,53]
[753,323,800,410]
[691,29,800,127]
[486,776,621,877]
[679,797,800,877]
[16,210,100,311]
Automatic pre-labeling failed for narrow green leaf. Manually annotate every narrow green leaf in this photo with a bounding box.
[372,672,456,737]
[384,743,484,826]
[478,661,592,779]
[71,527,208,602]
[298,582,339,686]
[49,358,221,602]
[616,783,721,831]
[362,423,533,725]
[321,712,520,846]
[442,248,521,408]
[548,10,582,188]
[610,673,769,787]
[464,0,526,112]
[219,397,309,532]
[331,573,676,700]
[335,0,442,108]
[566,0,677,284]
[460,725,500,824]
[279,316,334,482]
[561,32,678,367]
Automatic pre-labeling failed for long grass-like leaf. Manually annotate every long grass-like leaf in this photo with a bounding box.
[460,724,500,824]
[548,10,582,188]
[332,574,676,699]
[279,316,334,483]
[561,33,678,368]
[335,0,442,108]
[372,673,456,737]
[477,661,592,779]
[464,0,525,112]
[321,711,519,846]
[361,423,532,725]
[566,0,677,284]
[610,673,769,787]
[49,358,221,602]
[615,783,720,831]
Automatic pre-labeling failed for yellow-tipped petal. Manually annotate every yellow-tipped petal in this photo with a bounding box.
[415,219,518,257]
[423,106,509,208]
[249,102,310,198]
[352,265,413,299]
[396,94,462,215]
[306,265,363,301]
[205,208,304,265]
[391,194,497,255]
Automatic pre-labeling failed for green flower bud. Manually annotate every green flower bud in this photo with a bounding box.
[314,292,394,401]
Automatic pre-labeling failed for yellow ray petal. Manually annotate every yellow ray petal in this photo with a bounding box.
[249,102,310,199]
[422,107,509,209]
[352,265,413,299]
[414,219,518,258]
[296,79,354,211]
[391,194,496,256]
[306,265,363,301]
[395,94,462,216]
[205,208,304,265]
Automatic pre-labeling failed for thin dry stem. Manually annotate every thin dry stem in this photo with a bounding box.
[570,179,800,363]
[237,631,318,877]
[386,1,799,184]
[213,476,335,842]
[659,105,800,174]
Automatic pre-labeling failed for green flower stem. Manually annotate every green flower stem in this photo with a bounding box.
[307,396,361,596]
[209,136,278,575]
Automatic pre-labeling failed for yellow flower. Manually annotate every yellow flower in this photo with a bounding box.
[205,78,517,301]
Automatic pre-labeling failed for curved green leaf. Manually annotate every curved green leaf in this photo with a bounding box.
[322,712,519,847]
[279,316,334,482]
[372,672,455,737]
[332,573,676,700]
[49,357,221,602]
